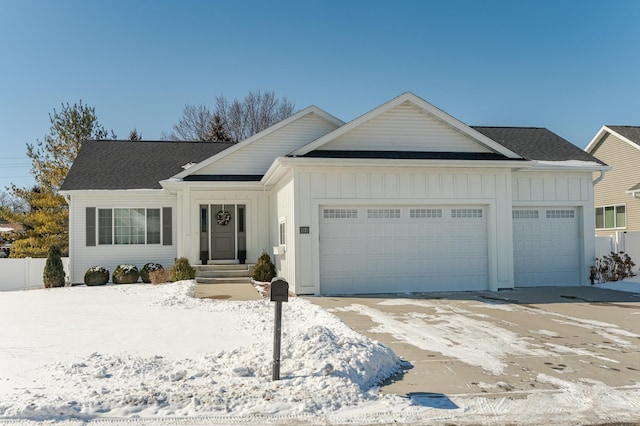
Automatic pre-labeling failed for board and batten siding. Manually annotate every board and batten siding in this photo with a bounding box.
[271,174,296,290]
[320,102,492,153]
[68,191,177,284]
[194,113,339,176]
[590,133,640,236]
[291,166,514,294]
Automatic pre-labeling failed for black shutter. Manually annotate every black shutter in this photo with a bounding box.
[86,207,96,246]
[162,207,172,246]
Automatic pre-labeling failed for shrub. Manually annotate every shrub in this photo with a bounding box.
[43,245,65,288]
[84,266,109,286]
[591,251,636,284]
[112,264,140,284]
[149,268,170,284]
[252,251,276,282]
[141,262,163,283]
[170,257,195,281]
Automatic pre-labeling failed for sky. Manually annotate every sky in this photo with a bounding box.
[1,0,639,191]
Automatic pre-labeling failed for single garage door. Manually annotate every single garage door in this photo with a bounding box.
[513,208,580,287]
[319,206,488,295]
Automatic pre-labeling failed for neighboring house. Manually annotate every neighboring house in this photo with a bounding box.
[585,126,640,237]
[60,92,606,294]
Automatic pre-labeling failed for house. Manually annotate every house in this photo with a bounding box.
[60,92,606,294]
[585,126,640,237]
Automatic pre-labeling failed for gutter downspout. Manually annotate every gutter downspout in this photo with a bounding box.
[592,170,607,186]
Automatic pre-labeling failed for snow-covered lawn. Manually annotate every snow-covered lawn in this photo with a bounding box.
[0,279,639,425]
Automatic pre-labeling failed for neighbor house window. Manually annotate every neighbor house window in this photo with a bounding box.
[98,208,162,245]
[595,205,626,229]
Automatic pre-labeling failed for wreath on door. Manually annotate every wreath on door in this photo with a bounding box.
[216,210,232,226]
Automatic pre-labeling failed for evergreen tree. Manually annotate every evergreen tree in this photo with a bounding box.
[128,128,142,141]
[43,245,65,288]
[6,101,114,257]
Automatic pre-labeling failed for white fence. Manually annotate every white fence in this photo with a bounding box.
[595,231,640,272]
[0,257,70,292]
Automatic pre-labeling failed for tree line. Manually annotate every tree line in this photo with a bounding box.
[0,90,295,258]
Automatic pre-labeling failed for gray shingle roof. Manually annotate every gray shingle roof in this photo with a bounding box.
[472,127,605,164]
[61,140,235,190]
[606,126,640,147]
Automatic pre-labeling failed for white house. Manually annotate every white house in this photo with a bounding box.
[60,92,606,294]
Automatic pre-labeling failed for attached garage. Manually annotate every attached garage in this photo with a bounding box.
[512,207,580,287]
[319,205,489,295]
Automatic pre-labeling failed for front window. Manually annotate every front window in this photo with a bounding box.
[98,208,161,245]
[595,204,626,229]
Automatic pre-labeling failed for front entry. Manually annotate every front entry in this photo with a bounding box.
[199,204,246,263]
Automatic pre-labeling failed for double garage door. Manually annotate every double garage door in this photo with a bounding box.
[319,206,489,295]
[319,205,581,294]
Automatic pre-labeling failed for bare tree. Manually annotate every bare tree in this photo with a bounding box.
[163,91,295,143]
[162,104,228,142]
[0,190,28,215]
[128,128,142,141]
[215,90,295,142]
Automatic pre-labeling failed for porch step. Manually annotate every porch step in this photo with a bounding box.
[194,264,254,285]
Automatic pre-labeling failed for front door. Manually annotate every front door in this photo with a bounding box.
[211,204,236,260]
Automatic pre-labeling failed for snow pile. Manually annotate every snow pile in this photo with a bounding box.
[0,281,401,421]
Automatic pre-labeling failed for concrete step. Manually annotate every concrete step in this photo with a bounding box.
[196,276,252,285]
[196,269,252,278]
[194,264,254,272]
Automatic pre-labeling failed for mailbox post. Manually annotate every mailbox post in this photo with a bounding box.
[270,278,289,381]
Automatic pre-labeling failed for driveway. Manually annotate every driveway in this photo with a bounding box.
[306,286,640,399]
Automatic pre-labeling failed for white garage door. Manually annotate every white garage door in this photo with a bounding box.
[319,206,488,295]
[513,208,580,287]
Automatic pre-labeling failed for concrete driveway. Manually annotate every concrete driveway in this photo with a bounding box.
[306,286,640,399]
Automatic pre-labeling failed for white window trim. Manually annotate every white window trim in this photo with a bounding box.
[595,204,627,230]
[98,207,163,246]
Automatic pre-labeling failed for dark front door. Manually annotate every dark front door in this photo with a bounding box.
[211,204,235,260]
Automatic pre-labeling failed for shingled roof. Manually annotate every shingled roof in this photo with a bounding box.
[61,140,235,190]
[605,126,640,147]
[472,127,604,164]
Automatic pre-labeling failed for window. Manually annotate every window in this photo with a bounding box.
[98,208,162,245]
[367,208,401,219]
[451,208,483,218]
[512,209,539,219]
[279,221,286,245]
[595,205,626,229]
[410,208,442,218]
[323,208,358,219]
[546,209,575,219]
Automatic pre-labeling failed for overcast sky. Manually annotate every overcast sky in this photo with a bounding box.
[1,0,638,190]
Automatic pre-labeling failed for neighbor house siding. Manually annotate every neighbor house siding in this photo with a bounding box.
[590,133,640,236]
[292,166,515,294]
[67,190,177,284]
[194,113,339,176]
[320,102,492,153]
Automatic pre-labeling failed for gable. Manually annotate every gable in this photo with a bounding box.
[320,101,491,153]
[183,109,342,178]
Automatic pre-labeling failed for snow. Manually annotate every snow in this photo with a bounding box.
[1,280,639,425]
[0,226,13,232]
[595,274,640,295]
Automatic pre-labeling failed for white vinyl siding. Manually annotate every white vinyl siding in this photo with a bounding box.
[320,102,492,153]
[194,113,339,175]
[67,191,177,284]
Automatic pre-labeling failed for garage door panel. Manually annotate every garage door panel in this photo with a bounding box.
[320,206,488,294]
[513,208,579,287]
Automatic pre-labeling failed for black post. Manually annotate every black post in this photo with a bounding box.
[272,300,283,380]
